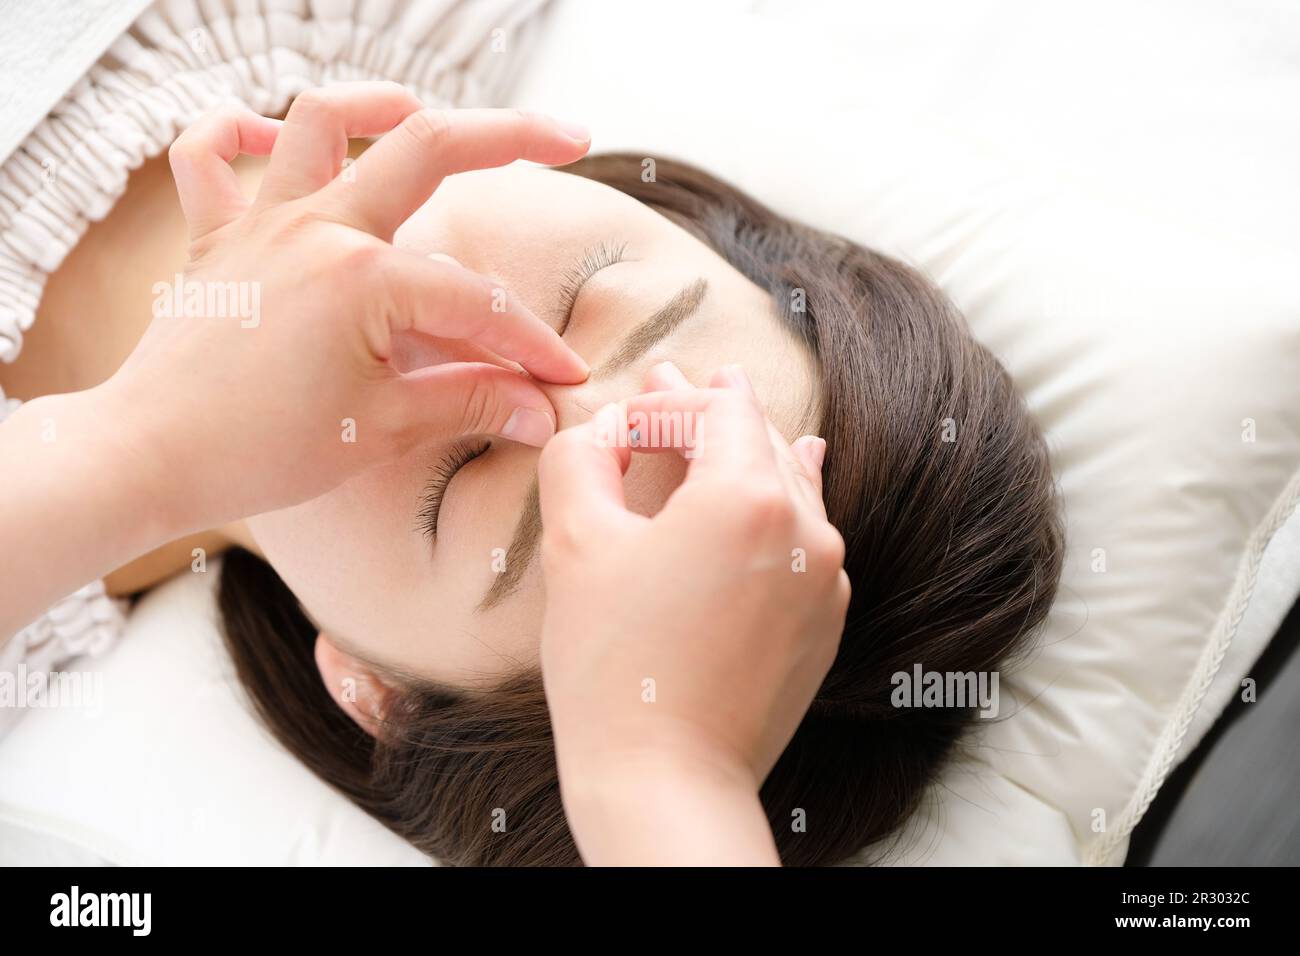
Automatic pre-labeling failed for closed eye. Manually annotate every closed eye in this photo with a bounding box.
[417,439,490,541]
[555,240,628,334]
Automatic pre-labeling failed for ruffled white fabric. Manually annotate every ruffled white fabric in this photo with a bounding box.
[0,0,548,365]
[0,0,549,739]
[0,580,127,742]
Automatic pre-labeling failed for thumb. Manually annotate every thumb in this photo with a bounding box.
[385,362,557,448]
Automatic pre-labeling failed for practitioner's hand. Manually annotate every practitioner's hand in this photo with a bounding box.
[536,363,850,865]
[106,83,591,532]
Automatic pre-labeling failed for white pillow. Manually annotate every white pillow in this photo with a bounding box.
[0,564,429,866]
[4,0,1299,865]
[508,0,1300,866]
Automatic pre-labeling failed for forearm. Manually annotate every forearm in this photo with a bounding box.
[559,750,781,866]
[0,386,182,638]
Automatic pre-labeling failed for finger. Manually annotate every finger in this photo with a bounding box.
[326,107,591,238]
[790,435,828,518]
[777,433,828,519]
[537,404,639,537]
[706,363,823,516]
[643,360,692,392]
[255,82,424,206]
[168,106,281,239]
[616,386,779,484]
[706,363,822,514]
[378,248,588,384]
[388,329,524,375]
[385,362,557,448]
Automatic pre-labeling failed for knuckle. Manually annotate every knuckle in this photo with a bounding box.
[724,483,795,538]
[339,235,384,271]
[287,87,336,125]
[811,523,847,568]
[399,108,452,154]
[509,107,539,135]
[457,375,498,435]
[540,517,585,566]
[185,234,219,266]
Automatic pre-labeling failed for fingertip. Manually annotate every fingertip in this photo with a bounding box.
[644,360,691,392]
[532,341,589,384]
[807,436,827,471]
[533,356,589,385]
[526,304,589,383]
[791,435,827,475]
[713,363,757,399]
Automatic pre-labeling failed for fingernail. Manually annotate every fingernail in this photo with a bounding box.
[722,364,756,397]
[808,436,827,469]
[502,407,555,447]
[554,118,590,143]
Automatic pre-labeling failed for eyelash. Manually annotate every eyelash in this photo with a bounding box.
[417,439,490,539]
[555,240,628,333]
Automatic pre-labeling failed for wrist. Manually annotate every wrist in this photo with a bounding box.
[66,381,197,544]
[558,743,777,866]
[561,738,758,802]
[0,387,190,633]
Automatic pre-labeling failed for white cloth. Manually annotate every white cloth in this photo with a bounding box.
[0,0,551,741]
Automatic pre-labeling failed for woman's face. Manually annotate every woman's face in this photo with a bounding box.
[248,165,818,688]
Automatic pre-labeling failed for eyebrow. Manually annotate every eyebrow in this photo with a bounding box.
[478,278,709,610]
[590,278,708,379]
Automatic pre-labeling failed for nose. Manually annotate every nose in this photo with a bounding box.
[537,377,610,433]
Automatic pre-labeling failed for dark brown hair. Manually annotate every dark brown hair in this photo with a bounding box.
[219,154,1063,865]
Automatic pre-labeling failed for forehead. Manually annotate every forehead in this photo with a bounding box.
[395,165,649,255]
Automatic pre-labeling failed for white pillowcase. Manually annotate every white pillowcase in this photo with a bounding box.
[4,0,1299,865]
[508,0,1300,866]
[0,567,429,866]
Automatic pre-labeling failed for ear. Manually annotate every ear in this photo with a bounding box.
[314,633,397,739]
